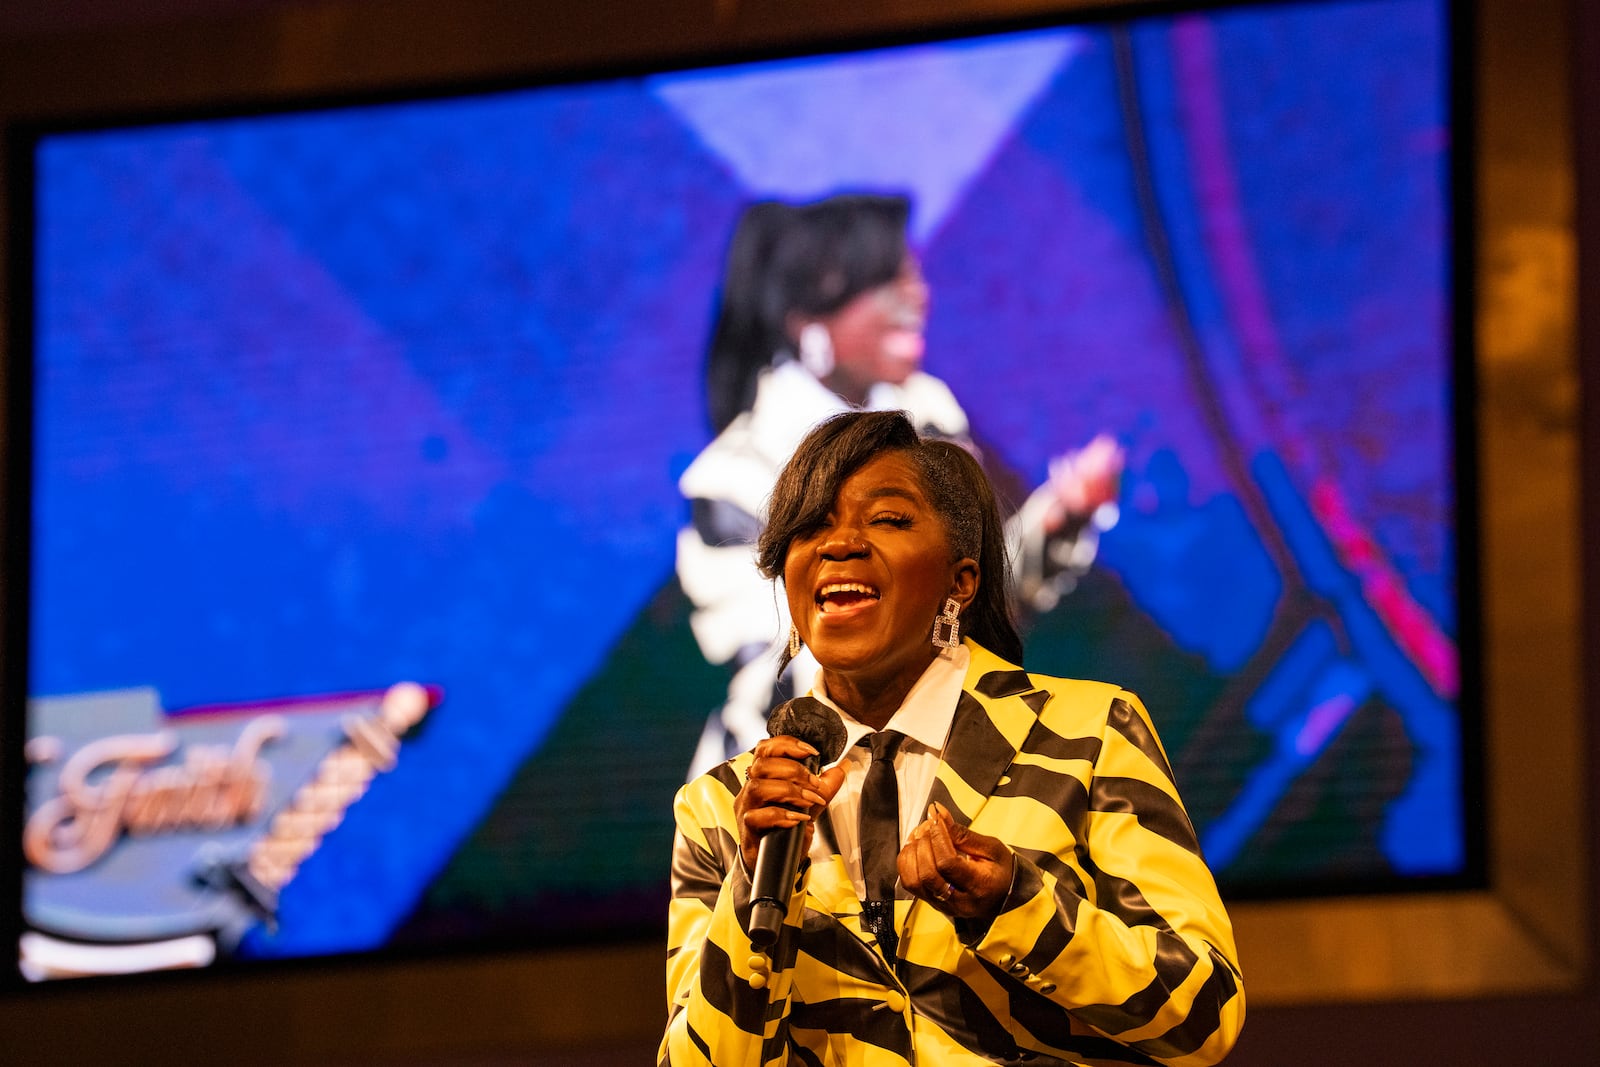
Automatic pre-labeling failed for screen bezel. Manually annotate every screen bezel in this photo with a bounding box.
[0,0,1582,1020]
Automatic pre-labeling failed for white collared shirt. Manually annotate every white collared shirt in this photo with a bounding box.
[808,643,970,898]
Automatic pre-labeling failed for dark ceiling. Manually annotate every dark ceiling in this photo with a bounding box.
[0,0,317,41]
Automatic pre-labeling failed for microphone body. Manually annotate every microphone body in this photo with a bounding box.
[747,697,846,949]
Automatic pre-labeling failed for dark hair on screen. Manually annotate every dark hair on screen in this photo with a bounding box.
[756,410,1023,667]
[704,194,912,433]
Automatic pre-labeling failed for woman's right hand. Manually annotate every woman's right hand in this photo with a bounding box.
[734,735,846,872]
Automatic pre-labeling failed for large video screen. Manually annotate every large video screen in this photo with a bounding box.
[10,0,1465,981]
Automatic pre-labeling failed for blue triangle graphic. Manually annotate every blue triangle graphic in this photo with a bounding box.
[649,29,1083,242]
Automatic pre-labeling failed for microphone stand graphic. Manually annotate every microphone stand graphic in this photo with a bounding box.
[201,682,436,930]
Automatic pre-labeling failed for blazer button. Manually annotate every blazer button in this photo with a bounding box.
[886,991,907,1013]
[997,953,1016,967]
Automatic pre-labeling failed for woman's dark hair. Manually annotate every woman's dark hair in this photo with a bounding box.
[757,410,1023,665]
[704,194,912,433]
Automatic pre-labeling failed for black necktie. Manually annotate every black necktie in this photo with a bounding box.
[859,730,905,962]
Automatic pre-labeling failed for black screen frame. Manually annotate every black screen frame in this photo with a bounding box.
[0,0,1487,994]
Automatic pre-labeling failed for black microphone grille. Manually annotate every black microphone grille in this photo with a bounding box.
[767,696,847,764]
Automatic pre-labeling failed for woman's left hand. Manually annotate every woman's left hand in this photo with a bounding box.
[896,801,1014,919]
[1042,433,1124,532]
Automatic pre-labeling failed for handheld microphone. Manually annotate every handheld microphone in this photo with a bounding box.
[748,696,847,948]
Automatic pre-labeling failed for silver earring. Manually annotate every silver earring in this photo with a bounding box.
[788,625,802,660]
[931,597,961,650]
[798,322,835,378]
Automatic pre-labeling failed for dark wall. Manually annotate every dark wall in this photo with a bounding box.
[0,1,1593,1063]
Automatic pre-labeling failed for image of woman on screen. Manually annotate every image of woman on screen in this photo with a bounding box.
[678,193,1123,779]
[662,410,1244,1065]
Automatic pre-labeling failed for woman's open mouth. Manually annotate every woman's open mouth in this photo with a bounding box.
[816,582,881,615]
[883,327,924,364]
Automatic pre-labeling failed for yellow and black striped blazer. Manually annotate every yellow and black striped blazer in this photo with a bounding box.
[661,639,1244,1066]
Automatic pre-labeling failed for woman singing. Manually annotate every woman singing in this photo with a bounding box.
[678,194,1123,779]
[661,410,1244,1065]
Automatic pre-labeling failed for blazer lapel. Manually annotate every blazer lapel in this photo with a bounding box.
[928,641,1051,827]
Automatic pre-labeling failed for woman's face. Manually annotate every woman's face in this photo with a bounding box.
[814,257,929,401]
[784,451,976,703]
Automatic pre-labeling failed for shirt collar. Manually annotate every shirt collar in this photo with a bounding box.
[809,642,970,760]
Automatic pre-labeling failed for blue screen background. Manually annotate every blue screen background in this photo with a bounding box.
[26,0,1458,961]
